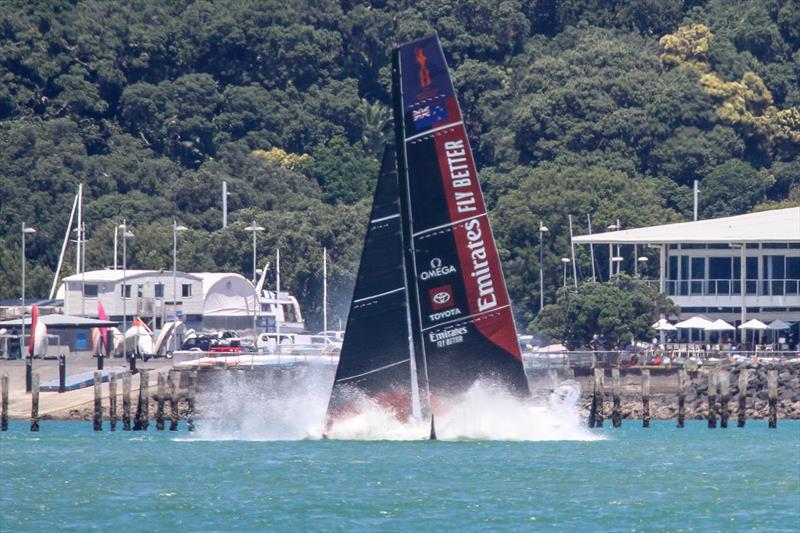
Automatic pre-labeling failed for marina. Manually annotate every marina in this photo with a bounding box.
[2,3,800,530]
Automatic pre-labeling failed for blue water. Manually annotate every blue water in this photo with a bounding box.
[1,421,798,532]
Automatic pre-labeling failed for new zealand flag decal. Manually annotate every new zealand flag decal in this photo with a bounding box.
[412,103,448,130]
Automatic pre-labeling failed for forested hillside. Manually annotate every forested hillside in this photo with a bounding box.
[1,0,798,330]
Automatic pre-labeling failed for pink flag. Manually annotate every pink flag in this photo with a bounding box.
[28,304,38,357]
[97,300,109,351]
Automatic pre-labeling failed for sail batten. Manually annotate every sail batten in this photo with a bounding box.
[325,145,415,424]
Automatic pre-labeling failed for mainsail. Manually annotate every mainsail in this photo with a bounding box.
[391,35,529,399]
[326,145,416,421]
[325,35,529,429]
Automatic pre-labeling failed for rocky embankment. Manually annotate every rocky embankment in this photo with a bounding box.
[562,364,800,420]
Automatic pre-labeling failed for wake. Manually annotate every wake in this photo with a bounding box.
[188,366,602,442]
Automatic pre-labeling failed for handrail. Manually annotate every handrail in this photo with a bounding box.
[522,349,800,369]
[648,278,800,297]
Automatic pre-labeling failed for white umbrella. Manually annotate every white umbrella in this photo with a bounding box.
[738,319,768,330]
[704,319,735,331]
[651,318,677,331]
[739,318,768,347]
[767,319,792,330]
[675,316,713,343]
[675,316,713,329]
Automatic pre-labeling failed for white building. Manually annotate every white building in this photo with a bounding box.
[573,207,800,342]
[60,269,258,332]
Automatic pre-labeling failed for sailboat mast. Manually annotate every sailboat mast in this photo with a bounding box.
[392,47,432,419]
[49,191,79,300]
[323,247,327,335]
[276,247,281,338]
[76,183,83,274]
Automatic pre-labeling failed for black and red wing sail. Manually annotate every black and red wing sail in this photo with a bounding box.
[325,145,414,423]
[392,35,530,399]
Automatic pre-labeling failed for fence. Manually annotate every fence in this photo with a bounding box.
[522,349,800,370]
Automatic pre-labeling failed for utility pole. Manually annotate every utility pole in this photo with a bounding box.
[539,222,549,310]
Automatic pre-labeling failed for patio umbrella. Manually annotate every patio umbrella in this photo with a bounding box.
[767,319,791,330]
[767,319,792,348]
[738,318,768,346]
[651,318,677,331]
[704,319,735,331]
[738,318,768,330]
[675,316,713,329]
[675,316,713,343]
[704,319,735,345]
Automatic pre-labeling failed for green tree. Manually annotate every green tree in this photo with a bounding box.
[533,276,678,348]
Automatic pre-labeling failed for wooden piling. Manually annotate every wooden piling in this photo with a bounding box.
[187,370,197,432]
[93,371,102,431]
[109,373,117,431]
[768,369,778,429]
[58,354,66,393]
[737,368,749,428]
[641,369,650,428]
[169,371,179,431]
[719,371,730,429]
[677,368,687,429]
[134,370,149,431]
[707,371,717,429]
[611,368,621,428]
[1,373,8,431]
[122,372,132,431]
[30,373,39,432]
[156,373,166,431]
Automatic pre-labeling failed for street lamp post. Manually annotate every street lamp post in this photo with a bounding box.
[245,221,265,284]
[539,222,549,310]
[561,258,571,287]
[245,221,265,343]
[119,221,134,368]
[172,220,187,353]
[21,222,36,392]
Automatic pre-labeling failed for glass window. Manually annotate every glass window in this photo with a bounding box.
[84,284,98,297]
[154,284,164,298]
[669,256,678,280]
[120,284,131,298]
[708,257,731,279]
[763,243,788,249]
[788,257,800,279]
[746,257,758,279]
[772,255,786,295]
[690,257,704,295]
[182,284,192,298]
[137,285,144,298]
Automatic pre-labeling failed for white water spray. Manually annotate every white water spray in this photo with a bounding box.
[188,364,601,442]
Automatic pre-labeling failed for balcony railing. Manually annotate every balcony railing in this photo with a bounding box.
[651,279,800,297]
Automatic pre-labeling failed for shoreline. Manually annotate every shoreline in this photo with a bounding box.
[2,358,799,421]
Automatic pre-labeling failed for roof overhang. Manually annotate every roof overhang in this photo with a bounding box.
[572,207,799,245]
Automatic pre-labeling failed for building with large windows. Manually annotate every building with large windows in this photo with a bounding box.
[573,207,800,344]
[59,269,258,332]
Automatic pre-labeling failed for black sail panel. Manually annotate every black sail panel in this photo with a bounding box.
[392,35,530,400]
[326,145,414,422]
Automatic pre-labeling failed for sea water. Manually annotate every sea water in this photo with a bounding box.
[2,419,798,530]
